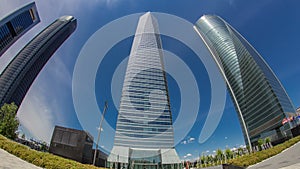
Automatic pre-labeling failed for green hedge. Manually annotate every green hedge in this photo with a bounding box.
[2,134,300,168]
[228,135,300,167]
[0,134,105,169]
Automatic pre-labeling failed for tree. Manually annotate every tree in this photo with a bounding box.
[0,103,19,139]
[225,149,233,160]
[257,138,264,151]
[246,145,251,154]
[265,137,272,148]
[206,155,213,165]
[40,141,48,152]
[237,147,244,156]
[201,155,206,167]
[216,149,224,164]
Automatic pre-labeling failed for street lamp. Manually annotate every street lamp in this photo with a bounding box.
[93,101,108,166]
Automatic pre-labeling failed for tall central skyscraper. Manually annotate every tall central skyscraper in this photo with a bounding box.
[108,12,180,169]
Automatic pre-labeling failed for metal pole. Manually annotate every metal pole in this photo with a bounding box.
[93,101,108,166]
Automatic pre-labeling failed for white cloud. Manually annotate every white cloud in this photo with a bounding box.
[183,153,192,159]
[16,54,73,143]
[186,153,192,157]
[14,46,73,144]
[181,137,195,145]
[188,137,195,143]
[17,85,55,143]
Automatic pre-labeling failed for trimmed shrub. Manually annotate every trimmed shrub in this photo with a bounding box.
[228,135,300,167]
[0,134,105,169]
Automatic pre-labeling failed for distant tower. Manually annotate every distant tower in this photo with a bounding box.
[0,16,77,107]
[0,2,40,56]
[194,15,296,147]
[107,12,181,169]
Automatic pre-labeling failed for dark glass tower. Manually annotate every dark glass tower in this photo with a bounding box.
[0,16,77,107]
[194,15,296,147]
[108,12,180,169]
[0,2,40,56]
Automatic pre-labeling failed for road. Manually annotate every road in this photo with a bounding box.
[0,148,42,169]
[247,141,300,169]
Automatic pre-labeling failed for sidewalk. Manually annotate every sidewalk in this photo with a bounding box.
[0,148,42,169]
[247,141,300,169]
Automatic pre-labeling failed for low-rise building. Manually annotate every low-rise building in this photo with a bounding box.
[92,149,108,167]
[49,126,93,164]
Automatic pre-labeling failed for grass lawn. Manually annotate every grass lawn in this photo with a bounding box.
[0,134,105,169]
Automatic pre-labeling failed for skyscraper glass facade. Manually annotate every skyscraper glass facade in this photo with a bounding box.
[194,15,296,146]
[108,12,180,169]
[0,2,40,56]
[0,16,77,107]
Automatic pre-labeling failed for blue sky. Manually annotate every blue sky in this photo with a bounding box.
[0,0,299,161]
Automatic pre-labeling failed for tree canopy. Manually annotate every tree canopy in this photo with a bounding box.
[0,103,19,139]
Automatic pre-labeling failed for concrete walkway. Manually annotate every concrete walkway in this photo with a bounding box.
[247,141,300,169]
[0,148,42,169]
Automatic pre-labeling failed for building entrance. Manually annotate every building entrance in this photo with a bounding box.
[131,163,159,169]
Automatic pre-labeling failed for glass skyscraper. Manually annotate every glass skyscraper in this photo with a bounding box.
[0,2,40,56]
[194,15,296,147]
[0,16,77,107]
[107,12,180,169]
